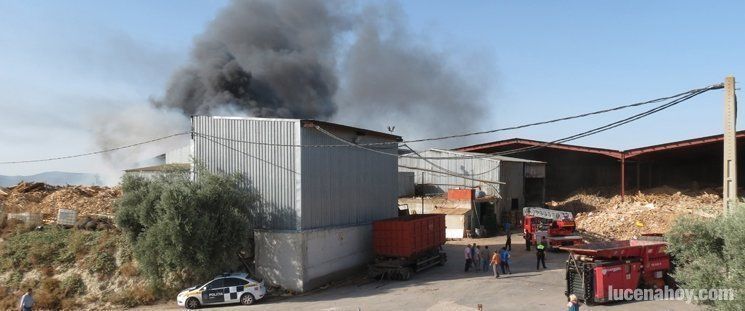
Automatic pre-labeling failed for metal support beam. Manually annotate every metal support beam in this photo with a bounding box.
[620,155,626,200]
[724,76,738,214]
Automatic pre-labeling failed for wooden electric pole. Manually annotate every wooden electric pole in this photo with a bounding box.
[723,76,737,214]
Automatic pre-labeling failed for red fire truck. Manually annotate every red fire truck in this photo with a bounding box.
[523,207,584,249]
[560,237,671,304]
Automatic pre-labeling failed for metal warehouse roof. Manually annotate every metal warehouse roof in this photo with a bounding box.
[457,138,622,158]
[456,130,745,159]
[201,116,402,141]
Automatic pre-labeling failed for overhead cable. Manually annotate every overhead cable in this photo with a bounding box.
[400,84,719,160]
[0,132,190,165]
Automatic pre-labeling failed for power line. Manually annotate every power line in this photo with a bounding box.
[0,132,190,165]
[399,83,723,145]
[400,84,719,160]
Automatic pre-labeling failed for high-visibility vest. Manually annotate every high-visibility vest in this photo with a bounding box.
[537,244,545,251]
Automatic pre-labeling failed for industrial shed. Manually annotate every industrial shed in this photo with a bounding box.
[397,149,546,235]
[190,116,401,292]
[458,131,745,200]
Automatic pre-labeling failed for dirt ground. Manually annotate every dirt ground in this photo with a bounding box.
[145,235,701,311]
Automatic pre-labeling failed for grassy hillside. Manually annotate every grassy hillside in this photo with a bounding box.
[0,223,155,309]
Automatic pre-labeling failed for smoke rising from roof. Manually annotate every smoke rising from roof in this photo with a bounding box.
[152,0,491,140]
[95,0,491,175]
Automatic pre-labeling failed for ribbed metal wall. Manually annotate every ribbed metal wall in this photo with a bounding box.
[192,116,301,230]
[398,149,503,195]
[300,128,398,229]
[192,116,399,231]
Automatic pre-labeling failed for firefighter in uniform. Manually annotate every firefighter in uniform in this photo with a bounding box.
[536,237,547,270]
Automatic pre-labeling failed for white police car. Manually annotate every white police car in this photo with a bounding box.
[177,273,266,309]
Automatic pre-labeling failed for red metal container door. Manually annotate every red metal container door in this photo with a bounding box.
[372,214,447,258]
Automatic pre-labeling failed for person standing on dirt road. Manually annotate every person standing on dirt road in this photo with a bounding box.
[505,234,512,251]
[524,229,532,251]
[19,288,33,311]
[470,243,478,270]
[490,249,501,278]
[481,246,490,272]
[499,247,511,274]
[474,245,482,271]
[536,237,548,270]
[464,244,473,272]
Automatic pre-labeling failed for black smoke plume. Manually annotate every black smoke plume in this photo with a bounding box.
[152,0,491,144]
[153,0,346,119]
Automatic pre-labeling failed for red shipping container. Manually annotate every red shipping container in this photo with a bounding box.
[447,188,474,201]
[372,214,446,258]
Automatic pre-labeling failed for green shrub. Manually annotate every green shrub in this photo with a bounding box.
[116,169,258,287]
[82,231,118,277]
[88,252,116,276]
[666,208,745,310]
[8,271,24,287]
[66,230,102,260]
[60,274,86,297]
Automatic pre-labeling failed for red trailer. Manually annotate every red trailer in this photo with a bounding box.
[560,237,671,304]
[368,214,447,280]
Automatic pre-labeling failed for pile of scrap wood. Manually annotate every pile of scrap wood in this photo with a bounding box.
[0,182,121,222]
[547,186,722,240]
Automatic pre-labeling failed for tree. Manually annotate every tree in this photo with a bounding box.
[666,208,744,310]
[116,169,259,287]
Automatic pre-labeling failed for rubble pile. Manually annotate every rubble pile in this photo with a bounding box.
[0,182,121,222]
[548,186,722,240]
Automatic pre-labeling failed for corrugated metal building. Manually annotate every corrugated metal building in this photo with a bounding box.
[398,149,545,200]
[399,149,503,195]
[192,116,400,230]
[398,149,546,232]
[190,116,401,292]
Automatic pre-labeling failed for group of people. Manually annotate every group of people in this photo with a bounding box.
[463,243,512,278]
[464,230,552,278]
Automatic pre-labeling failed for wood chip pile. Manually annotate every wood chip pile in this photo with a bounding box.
[0,182,121,222]
[547,186,722,240]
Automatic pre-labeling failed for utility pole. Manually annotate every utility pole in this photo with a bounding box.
[723,76,737,214]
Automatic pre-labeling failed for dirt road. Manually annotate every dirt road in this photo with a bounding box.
[147,235,701,311]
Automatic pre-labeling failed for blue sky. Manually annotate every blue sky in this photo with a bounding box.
[1,0,743,178]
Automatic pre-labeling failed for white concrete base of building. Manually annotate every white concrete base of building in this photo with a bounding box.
[254,224,373,293]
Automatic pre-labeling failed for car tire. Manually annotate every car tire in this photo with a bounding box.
[185,297,200,309]
[240,293,256,305]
